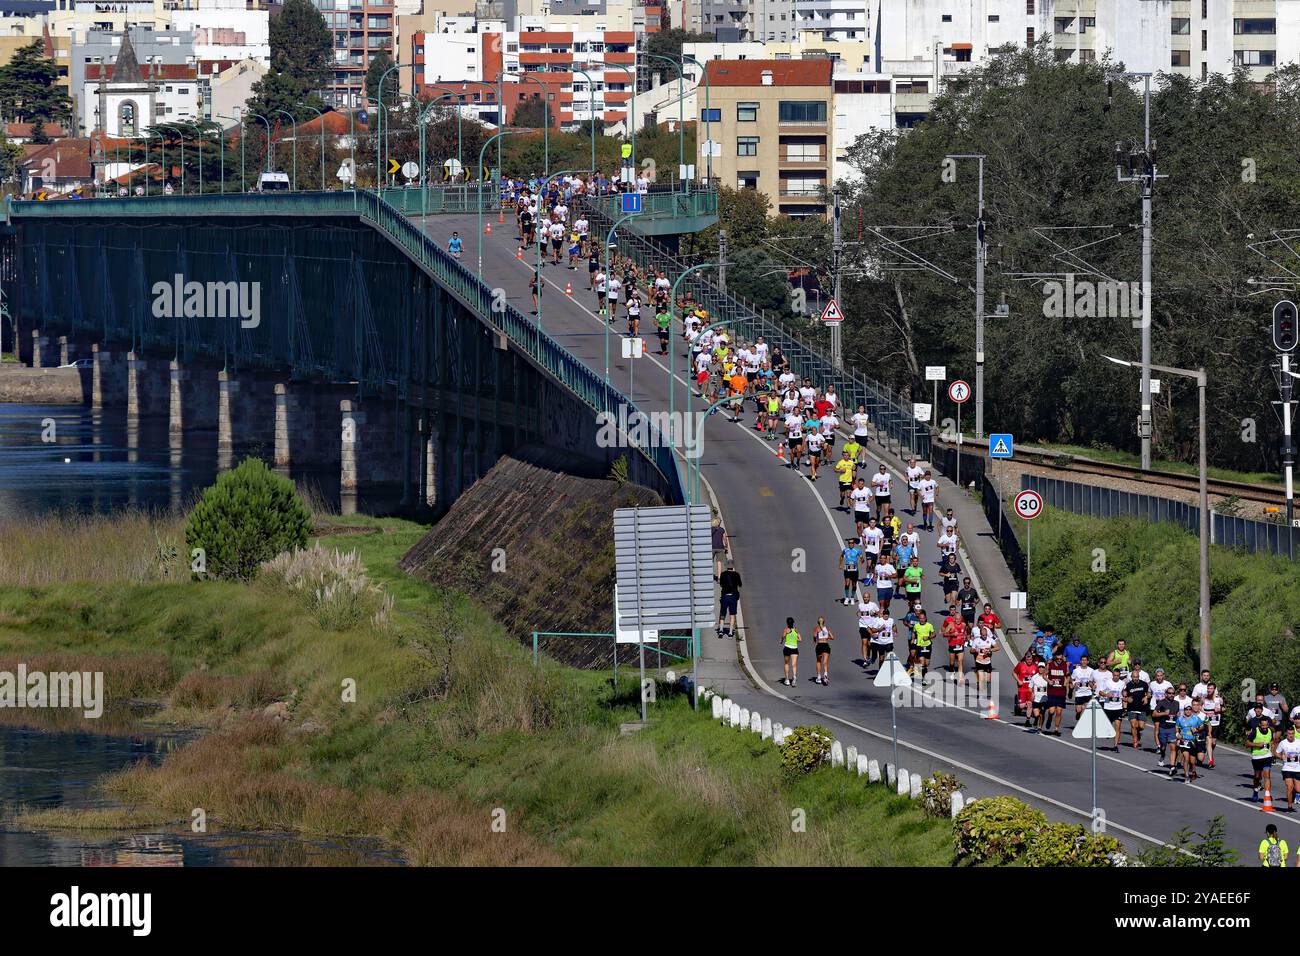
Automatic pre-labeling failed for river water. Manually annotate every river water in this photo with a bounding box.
[0,402,403,865]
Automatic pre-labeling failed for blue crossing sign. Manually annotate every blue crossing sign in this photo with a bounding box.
[989,433,1014,459]
[621,192,642,214]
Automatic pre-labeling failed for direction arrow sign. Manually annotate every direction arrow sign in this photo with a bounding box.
[621,192,642,214]
[1013,489,1044,520]
[873,653,913,689]
[820,299,844,325]
[388,158,400,175]
[948,379,971,404]
[989,433,1014,459]
[1072,699,1114,739]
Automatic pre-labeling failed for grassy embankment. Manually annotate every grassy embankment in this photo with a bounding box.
[1015,507,1300,741]
[0,510,951,866]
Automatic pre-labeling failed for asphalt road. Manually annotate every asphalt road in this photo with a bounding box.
[422,210,1290,861]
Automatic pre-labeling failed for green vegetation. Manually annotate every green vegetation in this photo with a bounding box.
[1017,440,1283,487]
[0,509,954,866]
[185,458,312,581]
[1023,823,1125,867]
[1022,507,1300,741]
[953,796,1047,865]
[779,724,832,778]
[0,40,72,140]
[1134,816,1238,867]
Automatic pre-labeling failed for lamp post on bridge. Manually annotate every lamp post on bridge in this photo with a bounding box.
[603,208,642,387]
[477,129,522,276]
[499,71,551,177]
[157,123,185,194]
[641,52,685,193]
[297,104,326,190]
[216,115,243,191]
[378,62,418,189]
[248,112,273,175]
[273,109,298,190]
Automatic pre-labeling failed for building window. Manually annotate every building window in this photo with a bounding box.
[1234,49,1276,66]
[117,99,138,136]
[1170,49,1190,66]
[778,100,826,123]
[737,171,758,189]
[737,136,758,156]
[1026,27,1035,43]
[988,14,999,22]
[1171,17,1190,35]
[1078,49,1095,63]
[737,101,758,121]
[785,141,821,162]
[1234,18,1276,35]
[1201,29,1207,51]
[1026,0,1034,12]
[941,13,951,22]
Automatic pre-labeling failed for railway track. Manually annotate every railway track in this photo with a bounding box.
[938,440,1287,507]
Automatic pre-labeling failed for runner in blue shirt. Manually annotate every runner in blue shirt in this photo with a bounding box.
[1175,706,1206,783]
[839,538,864,605]
[894,536,915,570]
[1063,634,1089,670]
[448,231,464,260]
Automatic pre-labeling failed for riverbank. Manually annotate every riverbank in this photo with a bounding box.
[0,509,954,866]
[0,366,85,404]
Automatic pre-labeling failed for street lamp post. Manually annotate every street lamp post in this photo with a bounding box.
[273,109,298,190]
[603,208,642,385]
[217,115,243,191]
[1104,354,1209,668]
[572,67,600,176]
[670,262,719,504]
[297,104,326,189]
[248,112,273,174]
[477,129,522,276]
[142,130,156,196]
[946,152,988,440]
[158,124,186,194]
[500,71,550,176]
[681,55,710,187]
[378,62,418,188]
[597,62,636,187]
[642,52,685,192]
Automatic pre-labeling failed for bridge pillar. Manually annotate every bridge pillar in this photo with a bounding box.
[422,419,440,510]
[169,361,219,433]
[30,329,52,369]
[217,370,277,469]
[91,344,127,410]
[58,336,90,367]
[127,352,170,419]
[340,398,403,494]
[274,381,348,472]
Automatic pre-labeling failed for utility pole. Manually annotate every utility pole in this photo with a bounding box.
[1114,73,1162,471]
[973,158,986,440]
[831,184,843,370]
[718,228,727,294]
[1273,300,1299,526]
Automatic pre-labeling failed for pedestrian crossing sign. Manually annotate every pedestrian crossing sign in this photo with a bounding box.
[989,433,1013,459]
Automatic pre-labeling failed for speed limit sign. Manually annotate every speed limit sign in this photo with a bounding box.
[948,380,971,404]
[1013,489,1044,520]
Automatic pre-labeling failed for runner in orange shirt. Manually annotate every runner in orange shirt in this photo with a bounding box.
[728,370,747,423]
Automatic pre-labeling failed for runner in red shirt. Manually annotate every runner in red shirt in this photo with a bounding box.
[1044,648,1070,736]
[942,604,968,684]
[978,603,1003,633]
[1013,649,1037,725]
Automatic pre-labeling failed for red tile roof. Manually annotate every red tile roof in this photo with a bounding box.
[704,59,833,87]
[6,122,65,139]
[21,140,93,179]
[86,64,199,81]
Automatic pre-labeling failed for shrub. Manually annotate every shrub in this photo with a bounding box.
[1025,822,1125,867]
[953,796,1046,865]
[920,771,963,819]
[185,459,311,582]
[779,725,832,778]
[261,542,391,631]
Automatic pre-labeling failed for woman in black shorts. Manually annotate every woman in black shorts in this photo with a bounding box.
[813,616,834,686]
[781,617,801,687]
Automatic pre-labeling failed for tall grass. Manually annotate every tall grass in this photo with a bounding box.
[0,509,187,586]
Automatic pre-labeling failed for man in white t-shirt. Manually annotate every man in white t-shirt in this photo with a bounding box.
[858,604,882,665]
[861,517,884,563]
[939,508,958,535]
[1148,668,1173,707]
[850,479,873,536]
[917,472,939,531]
[873,557,897,614]
[905,457,926,512]
[869,613,895,669]
[851,404,870,441]
[778,369,796,391]
[824,384,839,411]
[1071,655,1096,718]
[937,528,959,556]
[1191,669,1212,701]
[969,627,997,696]
[870,465,893,520]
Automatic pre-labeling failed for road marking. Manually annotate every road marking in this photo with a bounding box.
[758,486,774,497]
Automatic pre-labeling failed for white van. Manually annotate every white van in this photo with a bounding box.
[256,172,291,192]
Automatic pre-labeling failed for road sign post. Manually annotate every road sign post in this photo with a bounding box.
[1013,489,1044,590]
[1072,697,1113,832]
[873,651,913,775]
[621,192,642,214]
[948,379,970,491]
[926,366,946,437]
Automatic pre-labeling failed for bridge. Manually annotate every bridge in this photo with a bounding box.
[4,185,1281,859]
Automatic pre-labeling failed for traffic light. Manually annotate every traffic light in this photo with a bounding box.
[1273,300,1299,353]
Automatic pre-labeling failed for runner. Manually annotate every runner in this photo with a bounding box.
[1202,682,1222,768]
[528,269,540,315]
[851,405,870,463]
[804,420,825,481]
[858,598,881,668]
[655,305,671,356]
[870,464,893,521]
[813,616,834,686]
[1260,824,1289,867]
[938,550,960,606]
[870,610,895,671]
[780,617,801,687]
[1250,715,1277,802]
[1099,666,1126,751]
[905,456,925,514]
[910,609,935,680]
[1174,702,1205,782]
[1071,654,1095,720]
[861,516,884,566]
[1152,690,1178,768]
[1124,668,1150,750]
[874,553,897,615]
[1044,647,1070,735]
[1014,649,1038,724]
[834,450,856,511]
[1276,725,1300,812]
[717,560,741,639]
[917,469,938,530]
[626,291,641,338]
[1028,662,1049,732]
[969,622,998,699]
[839,537,863,606]
[448,231,464,260]
[1107,639,1132,679]
[942,603,968,684]
[901,554,924,615]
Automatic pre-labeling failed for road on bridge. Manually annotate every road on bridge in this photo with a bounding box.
[423,209,1284,860]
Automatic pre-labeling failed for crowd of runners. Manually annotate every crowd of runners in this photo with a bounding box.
[460,174,1300,822]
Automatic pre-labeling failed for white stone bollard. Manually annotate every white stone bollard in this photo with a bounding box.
[738,707,750,729]
[897,768,910,796]
[721,699,732,721]
[711,696,723,720]
[868,759,881,782]
[730,706,741,728]
[761,717,772,740]
[830,740,844,768]
[774,723,785,746]
[845,745,858,771]
[886,764,896,786]
[750,711,762,734]
[910,774,922,800]
[950,791,965,818]
[856,754,869,777]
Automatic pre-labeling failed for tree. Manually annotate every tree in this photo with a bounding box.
[0,41,71,132]
[726,246,793,315]
[511,96,550,129]
[270,0,333,91]
[365,52,399,105]
[643,28,713,71]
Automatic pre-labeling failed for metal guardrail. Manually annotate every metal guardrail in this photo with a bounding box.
[7,189,686,505]
[580,200,930,461]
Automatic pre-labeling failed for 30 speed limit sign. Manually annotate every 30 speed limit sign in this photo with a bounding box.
[948,380,971,404]
[1013,489,1044,520]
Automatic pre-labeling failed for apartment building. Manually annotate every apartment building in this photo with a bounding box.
[315,0,395,108]
[416,24,638,127]
[702,57,832,217]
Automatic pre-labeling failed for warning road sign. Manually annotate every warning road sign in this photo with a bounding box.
[948,379,971,404]
[989,433,1013,459]
[820,299,844,324]
[1013,489,1044,520]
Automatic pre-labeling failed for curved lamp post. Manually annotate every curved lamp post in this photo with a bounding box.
[602,208,642,386]
[499,71,550,176]
[297,104,325,189]
[248,112,273,174]
[419,91,465,215]
[273,109,298,190]
[671,261,719,503]
[421,84,466,172]
[597,61,635,182]
[378,62,418,187]
[572,67,600,177]
[385,91,418,187]
[477,128,522,276]
[141,130,157,196]
[158,123,185,194]
[216,114,243,191]
[642,51,685,192]
[682,54,711,187]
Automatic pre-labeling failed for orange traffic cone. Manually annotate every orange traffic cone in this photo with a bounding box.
[485,223,492,235]
[498,208,505,223]
[515,247,524,260]
[564,281,573,297]
[1262,783,1276,813]
[776,444,786,463]
[981,694,998,719]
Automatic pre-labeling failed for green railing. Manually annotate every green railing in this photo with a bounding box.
[7,188,687,503]
[587,189,718,221]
